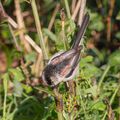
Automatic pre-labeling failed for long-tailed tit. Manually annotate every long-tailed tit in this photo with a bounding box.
[42,13,90,87]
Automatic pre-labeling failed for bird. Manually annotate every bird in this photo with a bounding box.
[42,13,90,88]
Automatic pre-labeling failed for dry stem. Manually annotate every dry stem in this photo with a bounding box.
[107,0,115,42]
[71,0,82,21]
[78,0,86,26]
[44,3,60,51]
[71,0,77,14]
[14,0,32,52]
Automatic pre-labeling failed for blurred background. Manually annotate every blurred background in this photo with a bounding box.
[0,0,120,120]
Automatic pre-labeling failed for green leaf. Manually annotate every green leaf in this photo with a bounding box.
[115,32,120,39]
[80,64,101,79]
[92,101,106,111]
[10,50,23,60]
[114,107,120,114]
[1,25,11,38]
[25,52,37,63]
[22,84,33,93]
[108,50,120,66]
[89,21,104,32]
[9,68,24,82]
[85,85,98,97]
[116,11,120,20]
[80,56,93,68]
[43,28,57,42]
[54,19,62,34]
[2,73,9,82]
[65,19,76,37]
[35,86,55,96]
[89,12,104,31]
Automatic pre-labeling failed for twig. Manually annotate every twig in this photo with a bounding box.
[96,0,103,13]
[14,0,31,52]
[24,35,42,54]
[0,2,43,56]
[102,85,120,120]
[103,98,114,120]
[7,17,18,28]
[78,0,86,26]
[44,3,60,51]
[0,1,7,20]
[48,3,60,30]
[68,80,76,95]
[71,0,82,21]
[3,74,8,120]
[8,24,21,51]
[108,0,115,17]
[34,53,43,77]
[98,65,111,89]
[107,0,115,42]
[31,0,48,60]
[64,0,71,18]
[20,58,31,84]
[60,9,69,50]
[0,2,18,28]
[119,73,120,120]
[92,77,98,100]
[107,17,111,42]
[78,0,87,46]
[71,0,77,14]
[34,86,55,97]
[53,88,64,120]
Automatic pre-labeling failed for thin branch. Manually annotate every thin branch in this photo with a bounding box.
[14,0,31,52]
[102,85,120,120]
[118,73,120,120]
[48,3,60,30]
[0,1,7,19]
[0,1,18,28]
[44,3,60,49]
[7,17,18,28]
[0,2,42,55]
[60,9,69,50]
[8,24,21,51]
[20,58,31,84]
[31,0,48,60]
[71,0,77,14]
[78,0,86,26]
[64,0,71,18]
[24,35,42,54]
[34,53,43,77]
[98,65,111,89]
[53,88,64,120]
[107,0,115,42]
[71,0,82,21]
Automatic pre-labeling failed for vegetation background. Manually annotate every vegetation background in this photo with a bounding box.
[0,0,120,120]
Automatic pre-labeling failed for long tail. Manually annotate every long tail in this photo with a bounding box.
[72,13,90,49]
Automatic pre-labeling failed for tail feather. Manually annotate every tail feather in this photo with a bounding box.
[72,13,90,49]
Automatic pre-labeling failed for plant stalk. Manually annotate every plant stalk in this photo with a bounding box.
[102,85,120,120]
[98,64,111,89]
[3,74,8,120]
[64,0,71,18]
[31,0,48,61]
[58,111,64,120]
[53,88,64,120]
